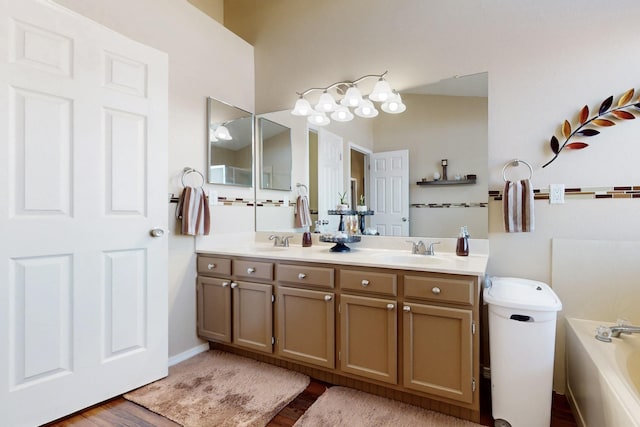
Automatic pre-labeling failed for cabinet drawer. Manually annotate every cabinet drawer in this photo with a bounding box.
[197,256,231,276]
[404,275,475,306]
[277,264,334,289]
[234,259,274,281]
[340,269,397,297]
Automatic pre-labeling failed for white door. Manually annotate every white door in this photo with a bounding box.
[317,128,343,232]
[370,150,409,236]
[0,1,169,426]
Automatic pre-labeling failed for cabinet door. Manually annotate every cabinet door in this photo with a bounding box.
[233,281,273,353]
[403,303,473,403]
[340,294,397,384]
[197,277,231,343]
[277,287,335,368]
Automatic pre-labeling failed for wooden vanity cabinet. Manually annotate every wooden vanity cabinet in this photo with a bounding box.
[197,255,274,354]
[339,269,398,384]
[275,263,335,369]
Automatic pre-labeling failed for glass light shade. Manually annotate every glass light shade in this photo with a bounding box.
[354,99,379,118]
[291,97,313,116]
[340,86,363,107]
[381,92,406,114]
[331,106,354,122]
[368,78,393,102]
[308,111,330,126]
[315,92,338,112]
[214,124,232,140]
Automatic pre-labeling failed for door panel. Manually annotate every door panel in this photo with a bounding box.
[0,1,168,425]
[197,277,231,343]
[370,150,409,236]
[233,281,273,353]
[317,128,343,231]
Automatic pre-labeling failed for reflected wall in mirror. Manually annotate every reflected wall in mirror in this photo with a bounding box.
[254,72,489,239]
[207,97,254,187]
[258,117,292,191]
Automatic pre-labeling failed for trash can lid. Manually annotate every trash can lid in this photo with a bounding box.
[484,277,562,312]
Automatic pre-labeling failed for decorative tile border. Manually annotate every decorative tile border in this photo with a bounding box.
[490,185,640,201]
[411,202,488,208]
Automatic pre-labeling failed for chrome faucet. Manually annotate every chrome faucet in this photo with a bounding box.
[269,234,293,247]
[407,240,440,255]
[595,319,640,342]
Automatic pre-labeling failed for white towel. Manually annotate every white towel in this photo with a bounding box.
[176,187,210,235]
[294,195,312,228]
[503,179,534,232]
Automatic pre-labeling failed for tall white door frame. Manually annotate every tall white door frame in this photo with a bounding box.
[0,1,169,425]
[370,150,410,236]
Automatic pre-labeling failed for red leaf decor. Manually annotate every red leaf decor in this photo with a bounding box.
[543,86,640,168]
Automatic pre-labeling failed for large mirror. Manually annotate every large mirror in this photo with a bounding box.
[207,97,253,187]
[258,117,292,191]
[255,73,489,238]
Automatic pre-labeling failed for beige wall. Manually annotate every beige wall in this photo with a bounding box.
[53,0,255,359]
[188,0,223,24]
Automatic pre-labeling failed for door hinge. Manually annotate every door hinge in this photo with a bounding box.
[472,378,476,392]
[472,321,476,335]
[338,303,341,314]
[338,351,341,361]
[271,336,275,345]
[271,294,275,303]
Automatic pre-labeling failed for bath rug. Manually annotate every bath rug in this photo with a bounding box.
[124,350,310,427]
[293,386,483,427]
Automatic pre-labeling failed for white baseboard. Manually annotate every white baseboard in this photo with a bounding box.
[168,343,209,367]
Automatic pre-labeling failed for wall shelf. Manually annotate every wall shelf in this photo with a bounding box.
[416,178,476,186]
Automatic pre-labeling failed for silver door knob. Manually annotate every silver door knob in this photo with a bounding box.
[222,281,230,287]
[432,287,441,295]
[401,217,408,222]
[387,303,395,310]
[403,306,411,312]
[149,228,165,237]
[247,267,256,274]
[298,273,306,280]
[361,279,369,287]
[324,295,332,301]
[230,282,238,289]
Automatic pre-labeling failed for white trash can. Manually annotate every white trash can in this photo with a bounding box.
[484,277,563,427]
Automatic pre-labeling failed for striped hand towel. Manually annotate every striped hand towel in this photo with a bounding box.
[176,187,210,235]
[294,195,312,228]
[503,179,534,232]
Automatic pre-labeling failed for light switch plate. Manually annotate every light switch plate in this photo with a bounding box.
[549,184,565,204]
[208,190,218,205]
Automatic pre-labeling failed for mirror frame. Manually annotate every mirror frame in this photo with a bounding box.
[207,97,254,187]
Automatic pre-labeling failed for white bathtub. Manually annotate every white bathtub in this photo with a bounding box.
[566,318,640,427]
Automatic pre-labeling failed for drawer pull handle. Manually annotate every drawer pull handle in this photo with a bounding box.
[222,281,230,288]
[207,263,216,270]
[403,306,411,312]
[298,273,307,280]
[361,279,369,287]
[247,267,256,274]
[431,286,441,295]
[324,295,332,302]
[230,282,238,289]
[387,303,395,310]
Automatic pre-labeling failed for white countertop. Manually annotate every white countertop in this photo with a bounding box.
[196,232,488,276]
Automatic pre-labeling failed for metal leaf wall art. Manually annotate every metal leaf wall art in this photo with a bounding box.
[543,88,640,168]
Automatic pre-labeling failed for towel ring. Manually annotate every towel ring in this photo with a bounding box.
[181,167,205,188]
[502,159,533,182]
[296,182,308,196]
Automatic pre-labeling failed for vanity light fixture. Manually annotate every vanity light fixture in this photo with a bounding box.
[291,71,405,126]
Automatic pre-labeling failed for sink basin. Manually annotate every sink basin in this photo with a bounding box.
[370,253,453,265]
[251,246,290,253]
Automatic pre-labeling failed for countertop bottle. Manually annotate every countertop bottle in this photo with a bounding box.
[302,227,312,247]
[456,226,469,256]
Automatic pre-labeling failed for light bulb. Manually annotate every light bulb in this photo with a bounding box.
[291,97,313,116]
[315,92,338,112]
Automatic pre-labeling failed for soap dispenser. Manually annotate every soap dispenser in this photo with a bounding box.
[456,226,469,256]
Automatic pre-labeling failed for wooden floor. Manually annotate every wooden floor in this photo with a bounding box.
[47,378,578,427]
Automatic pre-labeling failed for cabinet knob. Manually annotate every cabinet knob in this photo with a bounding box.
[222,281,230,287]
[247,267,256,274]
[207,263,216,270]
[361,279,369,287]
[230,282,238,289]
[403,305,411,312]
[298,273,307,280]
[431,286,441,295]
[387,303,395,310]
[324,295,332,302]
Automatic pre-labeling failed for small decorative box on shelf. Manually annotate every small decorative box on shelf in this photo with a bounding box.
[417,177,476,186]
